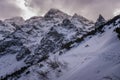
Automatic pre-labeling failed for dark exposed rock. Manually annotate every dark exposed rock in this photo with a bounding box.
[0,38,31,62]
[115,27,120,39]
[95,14,106,28]
[0,39,23,53]
[16,47,31,61]
[35,28,64,55]
[62,19,72,26]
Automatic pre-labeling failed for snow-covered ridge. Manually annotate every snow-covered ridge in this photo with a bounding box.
[4,17,25,26]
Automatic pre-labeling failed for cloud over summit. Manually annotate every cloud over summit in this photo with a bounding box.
[0,0,120,21]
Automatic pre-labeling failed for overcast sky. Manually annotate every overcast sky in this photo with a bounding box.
[0,0,120,21]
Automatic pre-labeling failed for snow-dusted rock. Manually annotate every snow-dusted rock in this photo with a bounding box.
[0,20,15,40]
[4,17,25,26]
[95,14,106,28]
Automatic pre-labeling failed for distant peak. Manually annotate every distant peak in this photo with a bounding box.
[72,13,83,18]
[98,14,106,21]
[62,18,72,26]
[44,8,64,17]
[95,14,106,27]
[72,13,90,21]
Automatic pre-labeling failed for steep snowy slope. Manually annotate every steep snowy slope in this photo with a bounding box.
[57,15,120,80]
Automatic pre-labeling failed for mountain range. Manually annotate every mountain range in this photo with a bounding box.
[0,8,120,80]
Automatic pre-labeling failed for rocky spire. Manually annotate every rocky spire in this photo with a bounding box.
[95,14,106,27]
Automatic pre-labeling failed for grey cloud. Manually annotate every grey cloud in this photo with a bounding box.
[0,0,22,20]
[0,0,120,21]
[26,0,120,21]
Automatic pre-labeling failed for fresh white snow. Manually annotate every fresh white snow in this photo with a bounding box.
[57,22,120,80]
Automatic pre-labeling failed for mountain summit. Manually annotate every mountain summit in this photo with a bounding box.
[44,8,70,20]
[95,14,106,27]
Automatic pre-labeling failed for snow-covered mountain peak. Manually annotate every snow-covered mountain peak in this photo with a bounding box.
[47,8,62,13]
[44,8,71,20]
